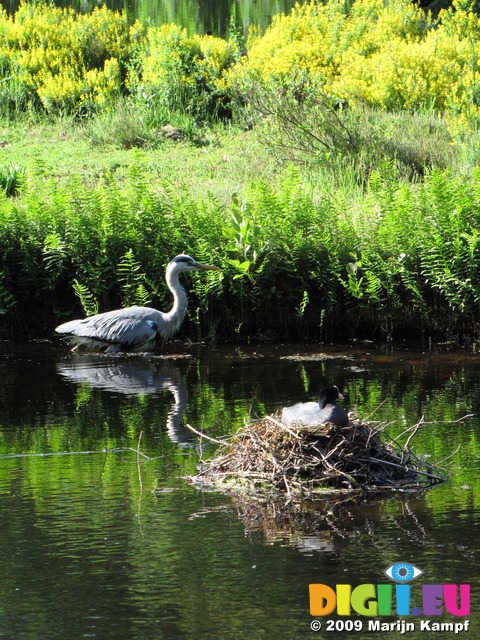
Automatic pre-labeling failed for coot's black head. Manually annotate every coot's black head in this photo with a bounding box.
[318,385,344,409]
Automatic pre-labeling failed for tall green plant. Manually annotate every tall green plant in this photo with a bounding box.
[72,280,99,317]
[117,249,152,308]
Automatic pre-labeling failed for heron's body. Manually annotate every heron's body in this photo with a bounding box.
[282,385,349,427]
[56,305,173,352]
[55,255,220,353]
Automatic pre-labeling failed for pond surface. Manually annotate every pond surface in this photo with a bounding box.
[0,0,299,37]
[0,342,479,639]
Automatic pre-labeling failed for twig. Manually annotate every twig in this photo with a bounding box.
[392,414,473,444]
[421,414,473,425]
[136,431,144,521]
[433,444,462,467]
[265,415,301,439]
[0,450,110,459]
[198,416,205,466]
[391,418,425,444]
[403,418,424,453]
[185,423,229,445]
[137,430,143,494]
[0,446,158,463]
[359,456,445,482]
[362,398,388,422]
[283,473,291,498]
[123,447,153,460]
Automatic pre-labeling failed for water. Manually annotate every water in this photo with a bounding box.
[0,0,299,37]
[0,342,479,639]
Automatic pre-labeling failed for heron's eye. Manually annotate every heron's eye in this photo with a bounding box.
[384,563,423,583]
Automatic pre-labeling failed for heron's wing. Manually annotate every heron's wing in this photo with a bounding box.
[56,307,160,348]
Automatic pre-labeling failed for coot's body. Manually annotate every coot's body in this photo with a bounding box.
[282,385,349,427]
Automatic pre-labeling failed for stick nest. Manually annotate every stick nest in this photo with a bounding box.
[190,415,450,498]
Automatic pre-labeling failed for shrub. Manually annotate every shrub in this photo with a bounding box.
[84,97,146,148]
[232,0,480,134]
[237,78,455,183]
[0,2,143,114]
[127,24,239,119]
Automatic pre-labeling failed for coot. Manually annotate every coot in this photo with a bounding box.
[281,385,349,427]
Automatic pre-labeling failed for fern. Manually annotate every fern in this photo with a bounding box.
[296,290,309,318]
[421,226,480,313]
[117,248,152,307]
[0,281,16,314]
[0,163,24,197]
[43,233,66,277]
[134,283,151,307]
[72,280,99,317]
[364,261,385,308]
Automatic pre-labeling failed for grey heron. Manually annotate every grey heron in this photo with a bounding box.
[55,254,220,353]
[282,385,349,427]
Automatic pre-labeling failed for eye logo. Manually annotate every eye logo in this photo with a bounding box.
[385,562,424,583]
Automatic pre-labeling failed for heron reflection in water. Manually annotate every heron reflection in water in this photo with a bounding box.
[56,357,191,443]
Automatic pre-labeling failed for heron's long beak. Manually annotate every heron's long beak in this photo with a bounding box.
[195,263,221,271]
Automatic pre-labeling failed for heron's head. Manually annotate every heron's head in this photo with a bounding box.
[167,254,221,274]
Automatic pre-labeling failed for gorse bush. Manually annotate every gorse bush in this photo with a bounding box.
[3,162,480,341]
[0,2,142,114]
[0,2,238,118]
[234,0,480,133]
[127,24,240,119]
[4,0,480,128]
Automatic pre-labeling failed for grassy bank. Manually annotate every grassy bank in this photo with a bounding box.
[2,121,480,343]
[2,0,480,343]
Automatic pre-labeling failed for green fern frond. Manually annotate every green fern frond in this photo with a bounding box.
[43,233,67,275]
[118,248,141,278]
[0,280,16,314]
[134,283,152,307]
[118,248,152,307]
[72,279,99,317]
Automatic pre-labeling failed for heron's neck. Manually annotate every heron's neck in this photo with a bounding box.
[164,267,188,333]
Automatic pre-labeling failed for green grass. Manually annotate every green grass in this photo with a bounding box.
[1,98,473,202]
[0,113,280,200]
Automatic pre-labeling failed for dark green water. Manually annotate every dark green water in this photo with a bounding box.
[0,342,479,639]
[0,0,298,37]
